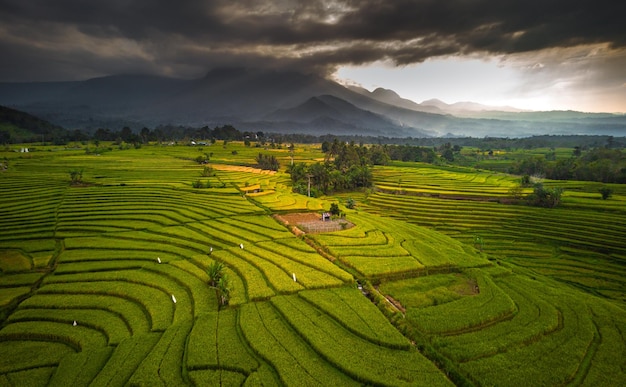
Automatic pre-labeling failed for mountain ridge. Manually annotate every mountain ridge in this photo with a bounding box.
[0,104,67,143]
[0,67,624,137]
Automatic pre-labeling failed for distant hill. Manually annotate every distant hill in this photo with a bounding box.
[0,105,66,143]
[348,86,444,114]
[264,95,428,136]
[421,99,527,115]
[1,67,625,138]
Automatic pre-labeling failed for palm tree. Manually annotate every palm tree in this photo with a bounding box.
[206,261,224,287]
[206,261,231,306]
[216,275,231,306]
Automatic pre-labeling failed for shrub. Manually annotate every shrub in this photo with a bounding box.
[256,153,280,171]
[69,169,83,185]
[194,155,208,164]
[599,186,613,200]
[201,166,214,177]
[508,184,524,200]
[527,183,563,208]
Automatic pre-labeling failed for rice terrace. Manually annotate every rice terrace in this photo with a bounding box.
[1,138,626,386]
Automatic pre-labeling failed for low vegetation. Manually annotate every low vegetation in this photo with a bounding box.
[1,138,625,386]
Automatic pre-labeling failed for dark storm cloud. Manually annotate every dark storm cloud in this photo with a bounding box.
[0,0,624,81]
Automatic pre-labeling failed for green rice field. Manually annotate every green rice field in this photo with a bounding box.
[1,142,625,386]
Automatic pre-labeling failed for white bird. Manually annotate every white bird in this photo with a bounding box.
[239,243,244,249]
[72,320,77,326]
[157,257,161,264]
[292,273,297,282]
[171,294,177,303]
[210,247,213,253]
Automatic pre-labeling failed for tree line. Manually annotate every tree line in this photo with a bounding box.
[286,139,464,196]
[510,147,626,183]
[92,124,256,144]
[5,113,624,185]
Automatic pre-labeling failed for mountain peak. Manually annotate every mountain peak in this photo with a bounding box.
[2,66,621,138]
[421,98,449,106]
[372,87,401,99]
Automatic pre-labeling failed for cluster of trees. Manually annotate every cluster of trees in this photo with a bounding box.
[93,126,146,143]
[510,148,626,183]
[320,140,458,165]
[91,124,257,145]
[288,162,373,197]
[380,144,435,163]
[188,125,247,141]
[255,153,280,171]
[4,102,624,153]
[48,124,262,147]
[5,107,624,187]
[288,140,467,197]
[430,135,624,150]
[526,183,564,208]
[289,141,374,196]
[261,133,625,151]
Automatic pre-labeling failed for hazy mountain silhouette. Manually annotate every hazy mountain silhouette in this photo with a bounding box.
[348,86,444,114]
[421,99,527,115]
[264,95,429,136]
[0,67,624,137]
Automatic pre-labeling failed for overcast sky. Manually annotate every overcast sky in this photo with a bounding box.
[1,0,625,112]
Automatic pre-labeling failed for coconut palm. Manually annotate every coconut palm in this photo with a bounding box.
[216,275,231,306]
[206,261,224,287]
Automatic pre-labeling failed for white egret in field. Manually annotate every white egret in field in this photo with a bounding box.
[157,257,161,264]
[240,243,244,249]
[73,320,77,326]
[292,273,297,282]
[171,294,177,303]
